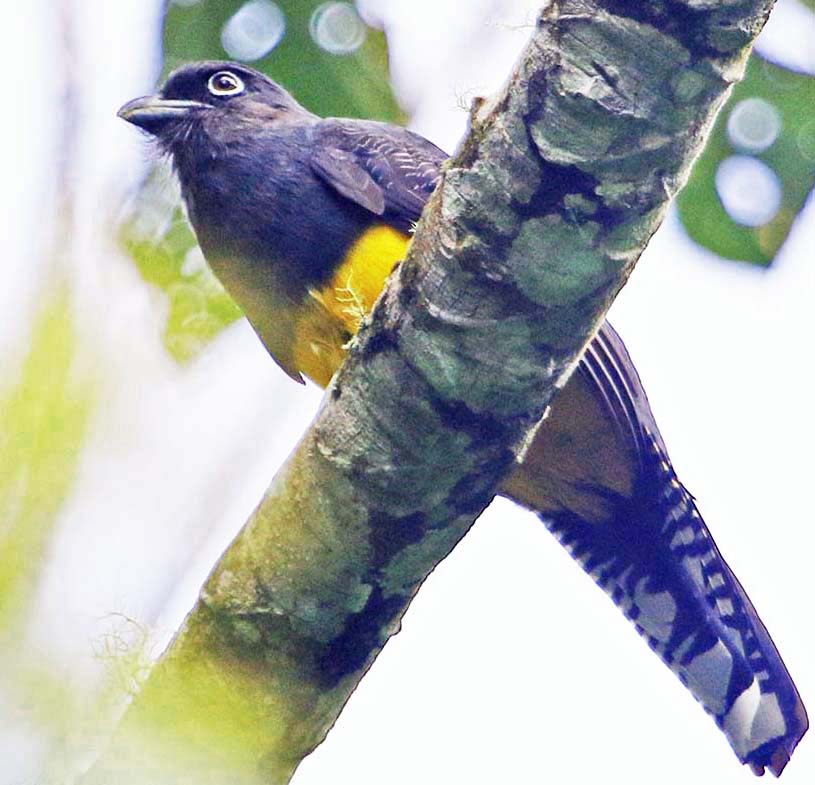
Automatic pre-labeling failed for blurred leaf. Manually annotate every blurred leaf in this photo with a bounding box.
[677,52,815,265]
[125,1,403,363]
[0,291,96,631]
[122,174,244,362]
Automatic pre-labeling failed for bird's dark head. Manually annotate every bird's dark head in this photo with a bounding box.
[117,61,308,150]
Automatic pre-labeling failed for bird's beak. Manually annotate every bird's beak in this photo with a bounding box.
[117,95,210,135]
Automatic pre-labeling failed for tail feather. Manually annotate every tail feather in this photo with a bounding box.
[545,432,807,774]
[510,321,807,775]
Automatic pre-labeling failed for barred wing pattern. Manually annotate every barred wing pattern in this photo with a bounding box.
[548,325,808,775]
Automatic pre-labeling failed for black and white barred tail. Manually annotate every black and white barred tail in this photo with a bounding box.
[542,324,807,776]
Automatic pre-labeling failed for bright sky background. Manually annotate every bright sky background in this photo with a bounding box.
[1,2,813,784]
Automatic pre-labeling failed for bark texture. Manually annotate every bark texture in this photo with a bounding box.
[81,1,776,783]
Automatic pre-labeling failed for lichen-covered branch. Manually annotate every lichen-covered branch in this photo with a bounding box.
[80,1,776,783]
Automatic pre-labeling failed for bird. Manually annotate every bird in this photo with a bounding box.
[118,61,807,776]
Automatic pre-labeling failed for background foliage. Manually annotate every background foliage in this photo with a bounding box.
[678,53,815,264]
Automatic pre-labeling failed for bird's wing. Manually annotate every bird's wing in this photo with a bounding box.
[310,118,446,233]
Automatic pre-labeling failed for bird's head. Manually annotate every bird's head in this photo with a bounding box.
[117,61,307,149]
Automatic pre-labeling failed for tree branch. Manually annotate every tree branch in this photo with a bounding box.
[81,1,776,783]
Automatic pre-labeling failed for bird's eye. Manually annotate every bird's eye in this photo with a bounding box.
[207,71,245,97]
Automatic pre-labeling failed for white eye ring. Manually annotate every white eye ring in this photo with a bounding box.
[208,71,245,96]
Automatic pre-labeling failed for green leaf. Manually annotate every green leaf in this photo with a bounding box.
[124,1,403,362]
[122,171,244,363]
[677,52,815,265]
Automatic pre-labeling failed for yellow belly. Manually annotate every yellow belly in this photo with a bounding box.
[293,224,411,387]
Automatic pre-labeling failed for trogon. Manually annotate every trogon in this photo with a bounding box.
[119,61,807,775]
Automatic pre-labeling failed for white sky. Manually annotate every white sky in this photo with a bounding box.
[1,1,813,784]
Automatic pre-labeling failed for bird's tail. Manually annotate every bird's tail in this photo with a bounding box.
[503,323,807,775]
